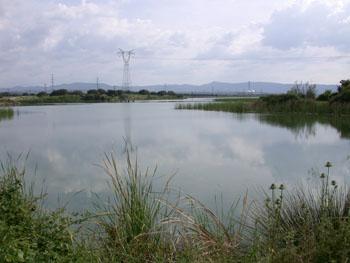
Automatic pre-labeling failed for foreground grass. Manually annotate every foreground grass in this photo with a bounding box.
[1,154,350,262]
[0,158,95,262]
[176,96,350,115]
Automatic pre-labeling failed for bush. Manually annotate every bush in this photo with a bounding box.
[259,94,300,105]
[330,90,350,103]
[317,90,332,101]
[338,80,350,93]
[287,81,317,99]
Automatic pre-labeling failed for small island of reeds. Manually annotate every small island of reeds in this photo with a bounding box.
[0,108,14,121]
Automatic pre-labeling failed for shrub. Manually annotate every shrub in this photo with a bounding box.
[331,90,350,103]
[317,90,332,101]
[338,79,350,93]
[259,94,300,105]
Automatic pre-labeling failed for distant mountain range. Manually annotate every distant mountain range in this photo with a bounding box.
[2,81,338,95]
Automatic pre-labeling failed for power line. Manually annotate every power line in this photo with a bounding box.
[134,55,350,62]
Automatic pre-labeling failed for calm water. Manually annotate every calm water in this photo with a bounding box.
[0,101,349,210]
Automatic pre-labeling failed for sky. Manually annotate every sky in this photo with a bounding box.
[0,0,350,88]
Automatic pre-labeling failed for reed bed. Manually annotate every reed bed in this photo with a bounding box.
[176,97,350,116]
[0,108,14,121]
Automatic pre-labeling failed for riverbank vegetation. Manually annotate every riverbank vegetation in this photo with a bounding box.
[176,80,350,115]
[1,153,350,262]
[0,88,183,106]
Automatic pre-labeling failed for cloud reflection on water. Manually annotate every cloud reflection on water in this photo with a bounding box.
[0,103,349,210]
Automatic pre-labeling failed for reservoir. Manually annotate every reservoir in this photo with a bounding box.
[0,100,349,210]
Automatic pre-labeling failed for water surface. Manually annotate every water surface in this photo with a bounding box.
[0,102,349,210]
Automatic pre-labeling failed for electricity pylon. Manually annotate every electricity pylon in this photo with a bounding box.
[118,49,134,91]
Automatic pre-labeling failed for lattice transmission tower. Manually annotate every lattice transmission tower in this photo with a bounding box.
[118,49,135,91]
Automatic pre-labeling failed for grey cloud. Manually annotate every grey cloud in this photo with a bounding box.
[262,3,350,52]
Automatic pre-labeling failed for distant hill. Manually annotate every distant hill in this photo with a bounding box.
[2,81,338,95]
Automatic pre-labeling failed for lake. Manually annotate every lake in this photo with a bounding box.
[0,100,349,211]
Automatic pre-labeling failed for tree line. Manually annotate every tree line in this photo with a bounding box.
[0,88,179,100]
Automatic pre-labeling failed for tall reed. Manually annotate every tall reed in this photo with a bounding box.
[92,151,176,262]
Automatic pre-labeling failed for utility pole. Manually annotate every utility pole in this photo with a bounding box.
[44,83,47,93]
[96,77,99,90]
[51,74,54,91]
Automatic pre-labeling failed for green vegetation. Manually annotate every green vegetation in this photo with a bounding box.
[0,157,94,262]
[0,108,14,121]
[1,153,350,262]
[0,88,183,106]
[176,80,350,115]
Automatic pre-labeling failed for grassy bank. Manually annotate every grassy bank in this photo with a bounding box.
[0,88,184,106]
[177,80,350,115]
[0,94,184,106]
[0,108,14,121]
[176,97,350,115]
[1,154,350,262]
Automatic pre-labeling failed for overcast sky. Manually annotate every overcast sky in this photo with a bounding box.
[0,0,349,88]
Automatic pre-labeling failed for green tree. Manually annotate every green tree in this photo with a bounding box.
[97,88,106,95]
[70,90,84,96]
[138,89,150,95]
[50,89,68,96]
[157,90,166,96]
[37,91,47,97]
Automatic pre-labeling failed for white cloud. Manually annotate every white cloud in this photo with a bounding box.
[0,0,349,88]
[262,1,350,51]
